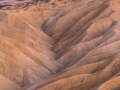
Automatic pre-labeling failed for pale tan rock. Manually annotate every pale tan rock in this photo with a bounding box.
[0,0,120,90]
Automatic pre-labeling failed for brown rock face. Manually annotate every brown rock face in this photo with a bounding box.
[0,0,120,90]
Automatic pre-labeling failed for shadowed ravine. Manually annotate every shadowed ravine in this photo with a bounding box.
[0,0,120,90]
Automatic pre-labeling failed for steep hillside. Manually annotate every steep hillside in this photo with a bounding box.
[0,0,120,90]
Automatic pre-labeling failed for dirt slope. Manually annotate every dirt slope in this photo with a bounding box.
[0,0,120,90]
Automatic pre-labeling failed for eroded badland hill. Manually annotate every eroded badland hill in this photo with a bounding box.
[0,0,120,90]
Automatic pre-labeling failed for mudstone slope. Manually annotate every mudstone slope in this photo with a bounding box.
[0,0,120,90]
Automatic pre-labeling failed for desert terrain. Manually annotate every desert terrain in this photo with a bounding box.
[0,0,120,90]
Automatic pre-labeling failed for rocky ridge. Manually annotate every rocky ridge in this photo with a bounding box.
[0,0,120,90]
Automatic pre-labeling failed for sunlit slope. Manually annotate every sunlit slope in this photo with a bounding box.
[0,0,120,90]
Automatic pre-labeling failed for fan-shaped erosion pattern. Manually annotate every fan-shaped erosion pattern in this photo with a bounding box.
[0,0,120,90]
